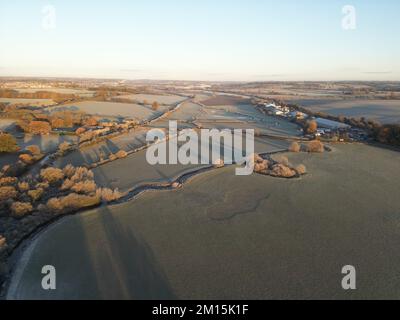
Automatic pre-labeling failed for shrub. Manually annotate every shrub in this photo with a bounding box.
[47,193,101,213]
[109,154,117,161]
[51,118,65,129]
[40,167,64,183]
[305,120,318,134]
[19,153,34,164]
[152,101,160,110]
[96,188,124,202]
[289,142,300,153]
[116,150,128,159]
[0,186,18,201]
[59,141,71,153]
[295,164,307,175]
[10,202,33,218]
[18,182,30,192]
[250,153,265,165]
[84,117,98,127]
[63,164,76,178]
[70,167,94,182]
[75,127,86,135]
[269,164,296,178]
[25,145,41,156]
[27,121,51,135]
[254,161,269,174]
[79,131,97,143]
[46,198,63,212]
[37,182,49,190]
[61,179,74,190]
[28,188,44,201]
[0,133,18,153]
[71,180,97,194]
[307,140,325,153]
[0,177,17,186]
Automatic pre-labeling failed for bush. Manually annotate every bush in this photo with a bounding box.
[70,167,94,182]
[36,182,49,190]
[305,120,318,134]
[25,145,41,156]
[40,167,64,183]
[109,154,117,161]
[84,117,98,127]
[0,177,17,186]
[75,127,86,135]
[10,202,33,218]
[307,140,325,153]
[0,133,18,153]
[27,121,51,135]
[0,186,18,201]
[269,164,296,178]
[254,161,269,174]
[28,188,44,201]
[18,182,30,192]
[63,164,76,178]
[289,142,300,153]
[59,141,71,153]
[71,180,97,194]
[51,118,65,129]
[116,150,128,159]
[295,164,307,175]
[96,188,124,202]
[47,193,101,213]
[19,153,34,164]
[61,179,74,190]
[152,101,160,110]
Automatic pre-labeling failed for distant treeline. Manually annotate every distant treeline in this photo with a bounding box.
[285,102,400,147]
[0,89,78,101]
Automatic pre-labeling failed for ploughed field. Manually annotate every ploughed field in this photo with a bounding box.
[7,144,400,299]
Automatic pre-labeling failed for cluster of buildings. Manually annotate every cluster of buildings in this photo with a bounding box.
[259,102,367,141]
[260,103,307,120]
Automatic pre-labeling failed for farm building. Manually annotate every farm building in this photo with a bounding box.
[315,118,351,130]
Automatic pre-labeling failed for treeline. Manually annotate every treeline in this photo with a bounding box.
[372,125,400,146]
[0,89,78,101]
[0,105,93,135]
[286,102,400,146]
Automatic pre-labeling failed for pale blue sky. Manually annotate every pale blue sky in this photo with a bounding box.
[0,0,399,81]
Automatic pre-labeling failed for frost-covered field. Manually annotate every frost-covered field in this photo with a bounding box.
[293,99,400,124]
[118,94,186,105]
[8,144,400,300]
[55,101,168,119]
[0,98,54,106]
